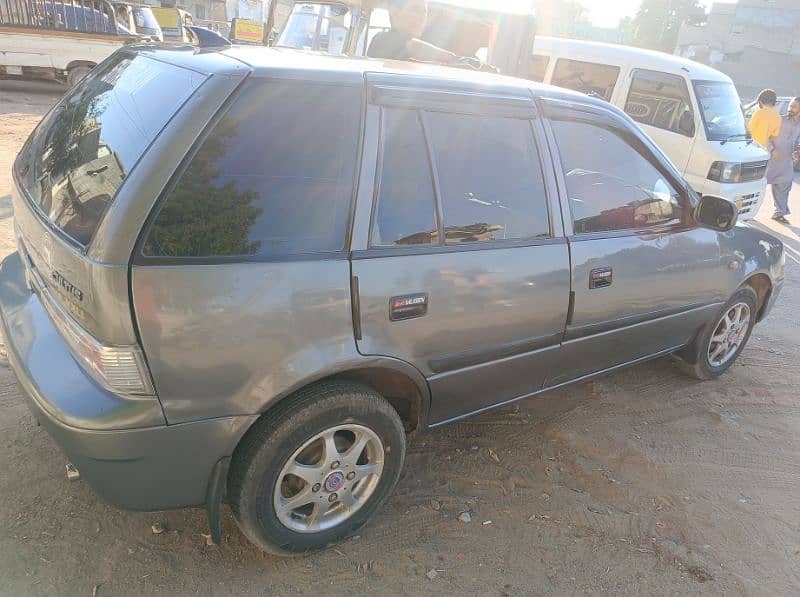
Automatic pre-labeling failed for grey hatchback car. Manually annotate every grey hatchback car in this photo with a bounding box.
[0,45,785,555]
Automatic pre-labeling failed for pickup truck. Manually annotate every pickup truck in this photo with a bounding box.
[0,0,141,86]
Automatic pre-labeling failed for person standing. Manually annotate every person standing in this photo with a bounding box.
[766,97,800,224]
[367,0,456,62]
[748,89,782,149]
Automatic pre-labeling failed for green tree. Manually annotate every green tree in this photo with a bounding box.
[631,0,705,52]
[564,0,589,25]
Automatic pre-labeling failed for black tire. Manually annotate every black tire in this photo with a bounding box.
[67,65,93,88]
[674,285,758,380]
[228,381,406,555]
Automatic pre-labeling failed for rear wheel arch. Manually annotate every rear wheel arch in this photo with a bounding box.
[238,359,431,444]
[331,365,429,433]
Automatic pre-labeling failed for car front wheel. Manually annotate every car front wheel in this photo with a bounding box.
[227,381,406,555]
[674,286,758,380]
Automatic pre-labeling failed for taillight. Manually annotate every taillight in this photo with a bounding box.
[37,284,154,396]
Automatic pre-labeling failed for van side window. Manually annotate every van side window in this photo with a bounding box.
[371,109,438,247]
[552,119,686,234]
[426,112,550,243]
[528,54,550,83]
[625,70,695,137]
[143,80,361,258]
[551,59,619,101]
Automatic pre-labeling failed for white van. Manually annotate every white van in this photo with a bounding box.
[530,37,769,219]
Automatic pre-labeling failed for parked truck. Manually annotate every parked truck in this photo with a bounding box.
[0,0,142,86]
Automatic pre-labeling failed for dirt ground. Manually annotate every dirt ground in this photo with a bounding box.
[1,79,799,597]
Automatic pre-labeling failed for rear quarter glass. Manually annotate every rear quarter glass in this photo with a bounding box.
[14,52,206,248]
[141,79,362,259]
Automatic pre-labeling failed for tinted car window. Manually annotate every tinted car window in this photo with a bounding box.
[371,109,438,247]
[552,120,685,234]
[426,112,549,243]
[528,54,550,82]
[625,70,694,135]
[15,53,203,246]
[552,59,619,101]
[144,80,361,258]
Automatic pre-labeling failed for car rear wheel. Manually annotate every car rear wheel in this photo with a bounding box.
[674,286,758,380]
[227,381,405,555]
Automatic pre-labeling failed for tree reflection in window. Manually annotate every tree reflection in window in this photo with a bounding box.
[145,80,361,258]
[144,117,263,257]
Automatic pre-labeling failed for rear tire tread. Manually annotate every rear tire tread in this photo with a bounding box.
[227,380,405,555]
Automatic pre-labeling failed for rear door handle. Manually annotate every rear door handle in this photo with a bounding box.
[390,293,428,321]
[589,267,613,289]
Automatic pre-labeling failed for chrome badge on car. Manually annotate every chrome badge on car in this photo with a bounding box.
[51,270,84,302]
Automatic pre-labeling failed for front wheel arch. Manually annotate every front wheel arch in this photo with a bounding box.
[674,285,758,378]
[741,273,772,321]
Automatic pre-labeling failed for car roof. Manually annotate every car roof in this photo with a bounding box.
[131,44,609,106]
[534,36,732,84]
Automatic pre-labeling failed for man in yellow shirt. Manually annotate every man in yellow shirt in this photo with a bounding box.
[748,89,782,148]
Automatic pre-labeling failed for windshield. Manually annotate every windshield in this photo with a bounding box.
[277,3,352,54]
[693,80,748,142]
[133,7,161,32]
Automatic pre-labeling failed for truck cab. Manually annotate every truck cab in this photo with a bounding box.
[268,0,536,78]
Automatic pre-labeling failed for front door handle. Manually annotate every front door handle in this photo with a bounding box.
[390,293,428,321]
[589,267,613,289]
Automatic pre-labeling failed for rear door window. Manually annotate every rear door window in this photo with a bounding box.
[551,59,619,101]
[370,107,550,247]
[624,70,694,136]
[425,112,550,243]
[143,80,361,258]
[15,53,204,246]
[371,109,438,247]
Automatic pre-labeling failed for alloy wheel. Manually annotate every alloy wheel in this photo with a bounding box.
[707,302,751,367]
[273,424,385,533]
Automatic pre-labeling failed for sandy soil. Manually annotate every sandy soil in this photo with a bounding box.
[0,79,799,596]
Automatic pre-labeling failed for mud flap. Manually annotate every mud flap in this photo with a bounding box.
[205,457,230,545]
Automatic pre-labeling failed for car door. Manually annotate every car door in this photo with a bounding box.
[542,101,726,386]
[350,79,571,426]
[621,69,697,174]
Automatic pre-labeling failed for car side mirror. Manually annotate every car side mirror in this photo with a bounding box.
[695,195,737,232]
[678,110,695,137]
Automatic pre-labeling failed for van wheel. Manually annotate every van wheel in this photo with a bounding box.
[67,65,93,88]
[228,381,405,555]
[674,286,758,380]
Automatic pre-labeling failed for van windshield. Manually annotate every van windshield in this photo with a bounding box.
[15,53,204,246]
[693,80,748,142]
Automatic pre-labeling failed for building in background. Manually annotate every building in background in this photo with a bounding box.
[534,0,631,44]
[676,0,800,101]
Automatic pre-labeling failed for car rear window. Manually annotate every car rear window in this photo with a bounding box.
[15,52,205,246]
[142,79,362,259]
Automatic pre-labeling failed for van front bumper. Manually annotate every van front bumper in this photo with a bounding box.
[695,177,767,220]
[0,251,256,511]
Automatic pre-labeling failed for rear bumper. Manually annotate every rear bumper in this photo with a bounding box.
[0,251,256,510]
